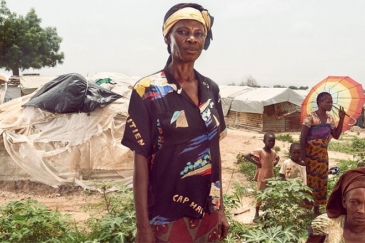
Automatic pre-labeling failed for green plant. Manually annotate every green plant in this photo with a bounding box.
[273,146,280,152]
[327,174,340,196]
[237,152,257,181]
[328,140,352,154]
[233,181,254,197]
[0,199,79,243]
[242,225,299,243]
[253,178,315,237]
[351,137,365,151]
[83,182,136,243]
[356,152,365,167]
[275,134,294,143]
[223,188,250,243]
[224,219,249,243]
[328,136,365,155]
[338,159,358,173]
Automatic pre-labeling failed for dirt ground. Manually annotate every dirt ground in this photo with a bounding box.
[0,127,362,225]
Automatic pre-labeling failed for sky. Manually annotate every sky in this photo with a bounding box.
[1,0,365,88]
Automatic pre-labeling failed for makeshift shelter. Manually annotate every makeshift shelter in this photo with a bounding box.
[19,75,57,95]
[221,86,305,132]
[0,77,6,104]
[0,72,138,189]
[0,74,21,104]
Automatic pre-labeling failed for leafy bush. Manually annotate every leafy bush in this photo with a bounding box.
[328,140,352,154]
[356,152,365,167]
[83,183,136,243]
[253,178,315,239]
[223,190,250,243]
[273,146,281,152]
[337,159,359,174]
[275,134,294,143]
[0,199,79,243]
[329,136,365,154]
[242,225,299,243]
[237,152,257,181]
[225,220,249,243]
[352,137,365,151]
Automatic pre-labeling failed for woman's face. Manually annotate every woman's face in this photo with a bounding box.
[166,19,206,63]
[319,94,333,111]
[342,188,365,227]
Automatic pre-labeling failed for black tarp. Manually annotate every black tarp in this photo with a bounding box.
[22,73,122,113]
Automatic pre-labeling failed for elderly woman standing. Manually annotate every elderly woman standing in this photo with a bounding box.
[306,167,365,242]
[300,92,345,215]
[122,3,229,243]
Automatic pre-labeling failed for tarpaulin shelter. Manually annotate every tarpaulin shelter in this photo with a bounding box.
[220,86,306,132]
[0,72,138,189]
[19,75,57,95]
[0,74,21,104]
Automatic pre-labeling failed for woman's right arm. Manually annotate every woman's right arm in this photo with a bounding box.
[306,226,326,243]
[134,152,155,243]
[300,125,309,162]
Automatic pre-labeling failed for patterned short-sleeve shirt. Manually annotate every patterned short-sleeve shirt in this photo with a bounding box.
[303,112,335,141]
[122,68,226,225]
[303,112,336,129]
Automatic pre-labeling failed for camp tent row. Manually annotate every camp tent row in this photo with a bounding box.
[219,85,307,132]
[0,75,342,189]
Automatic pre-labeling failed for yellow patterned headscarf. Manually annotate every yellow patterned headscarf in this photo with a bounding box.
[162,7,211,37]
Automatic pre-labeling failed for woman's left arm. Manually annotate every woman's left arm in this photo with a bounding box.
[212,83,229,239]
[331,106,345,139]
[218,156,230,240]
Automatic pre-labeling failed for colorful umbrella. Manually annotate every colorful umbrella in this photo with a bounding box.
[301,76,365,132]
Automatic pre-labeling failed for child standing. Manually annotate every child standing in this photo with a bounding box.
[244,132,280,219]
[279,143,307,184]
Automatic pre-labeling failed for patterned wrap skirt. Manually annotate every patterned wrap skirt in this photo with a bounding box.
[305,138,329,206]
[151,212,219,243]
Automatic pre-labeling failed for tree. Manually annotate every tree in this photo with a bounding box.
[288,85,298,90]
[0,0,64,76]
[273,85,286,88]
[240,74,260,87]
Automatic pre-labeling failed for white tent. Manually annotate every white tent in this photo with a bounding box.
[219,86,306,132]
[218,85,252,116]
[229,87,305,114]
[293,89,309,98]
[0,72,138,189]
